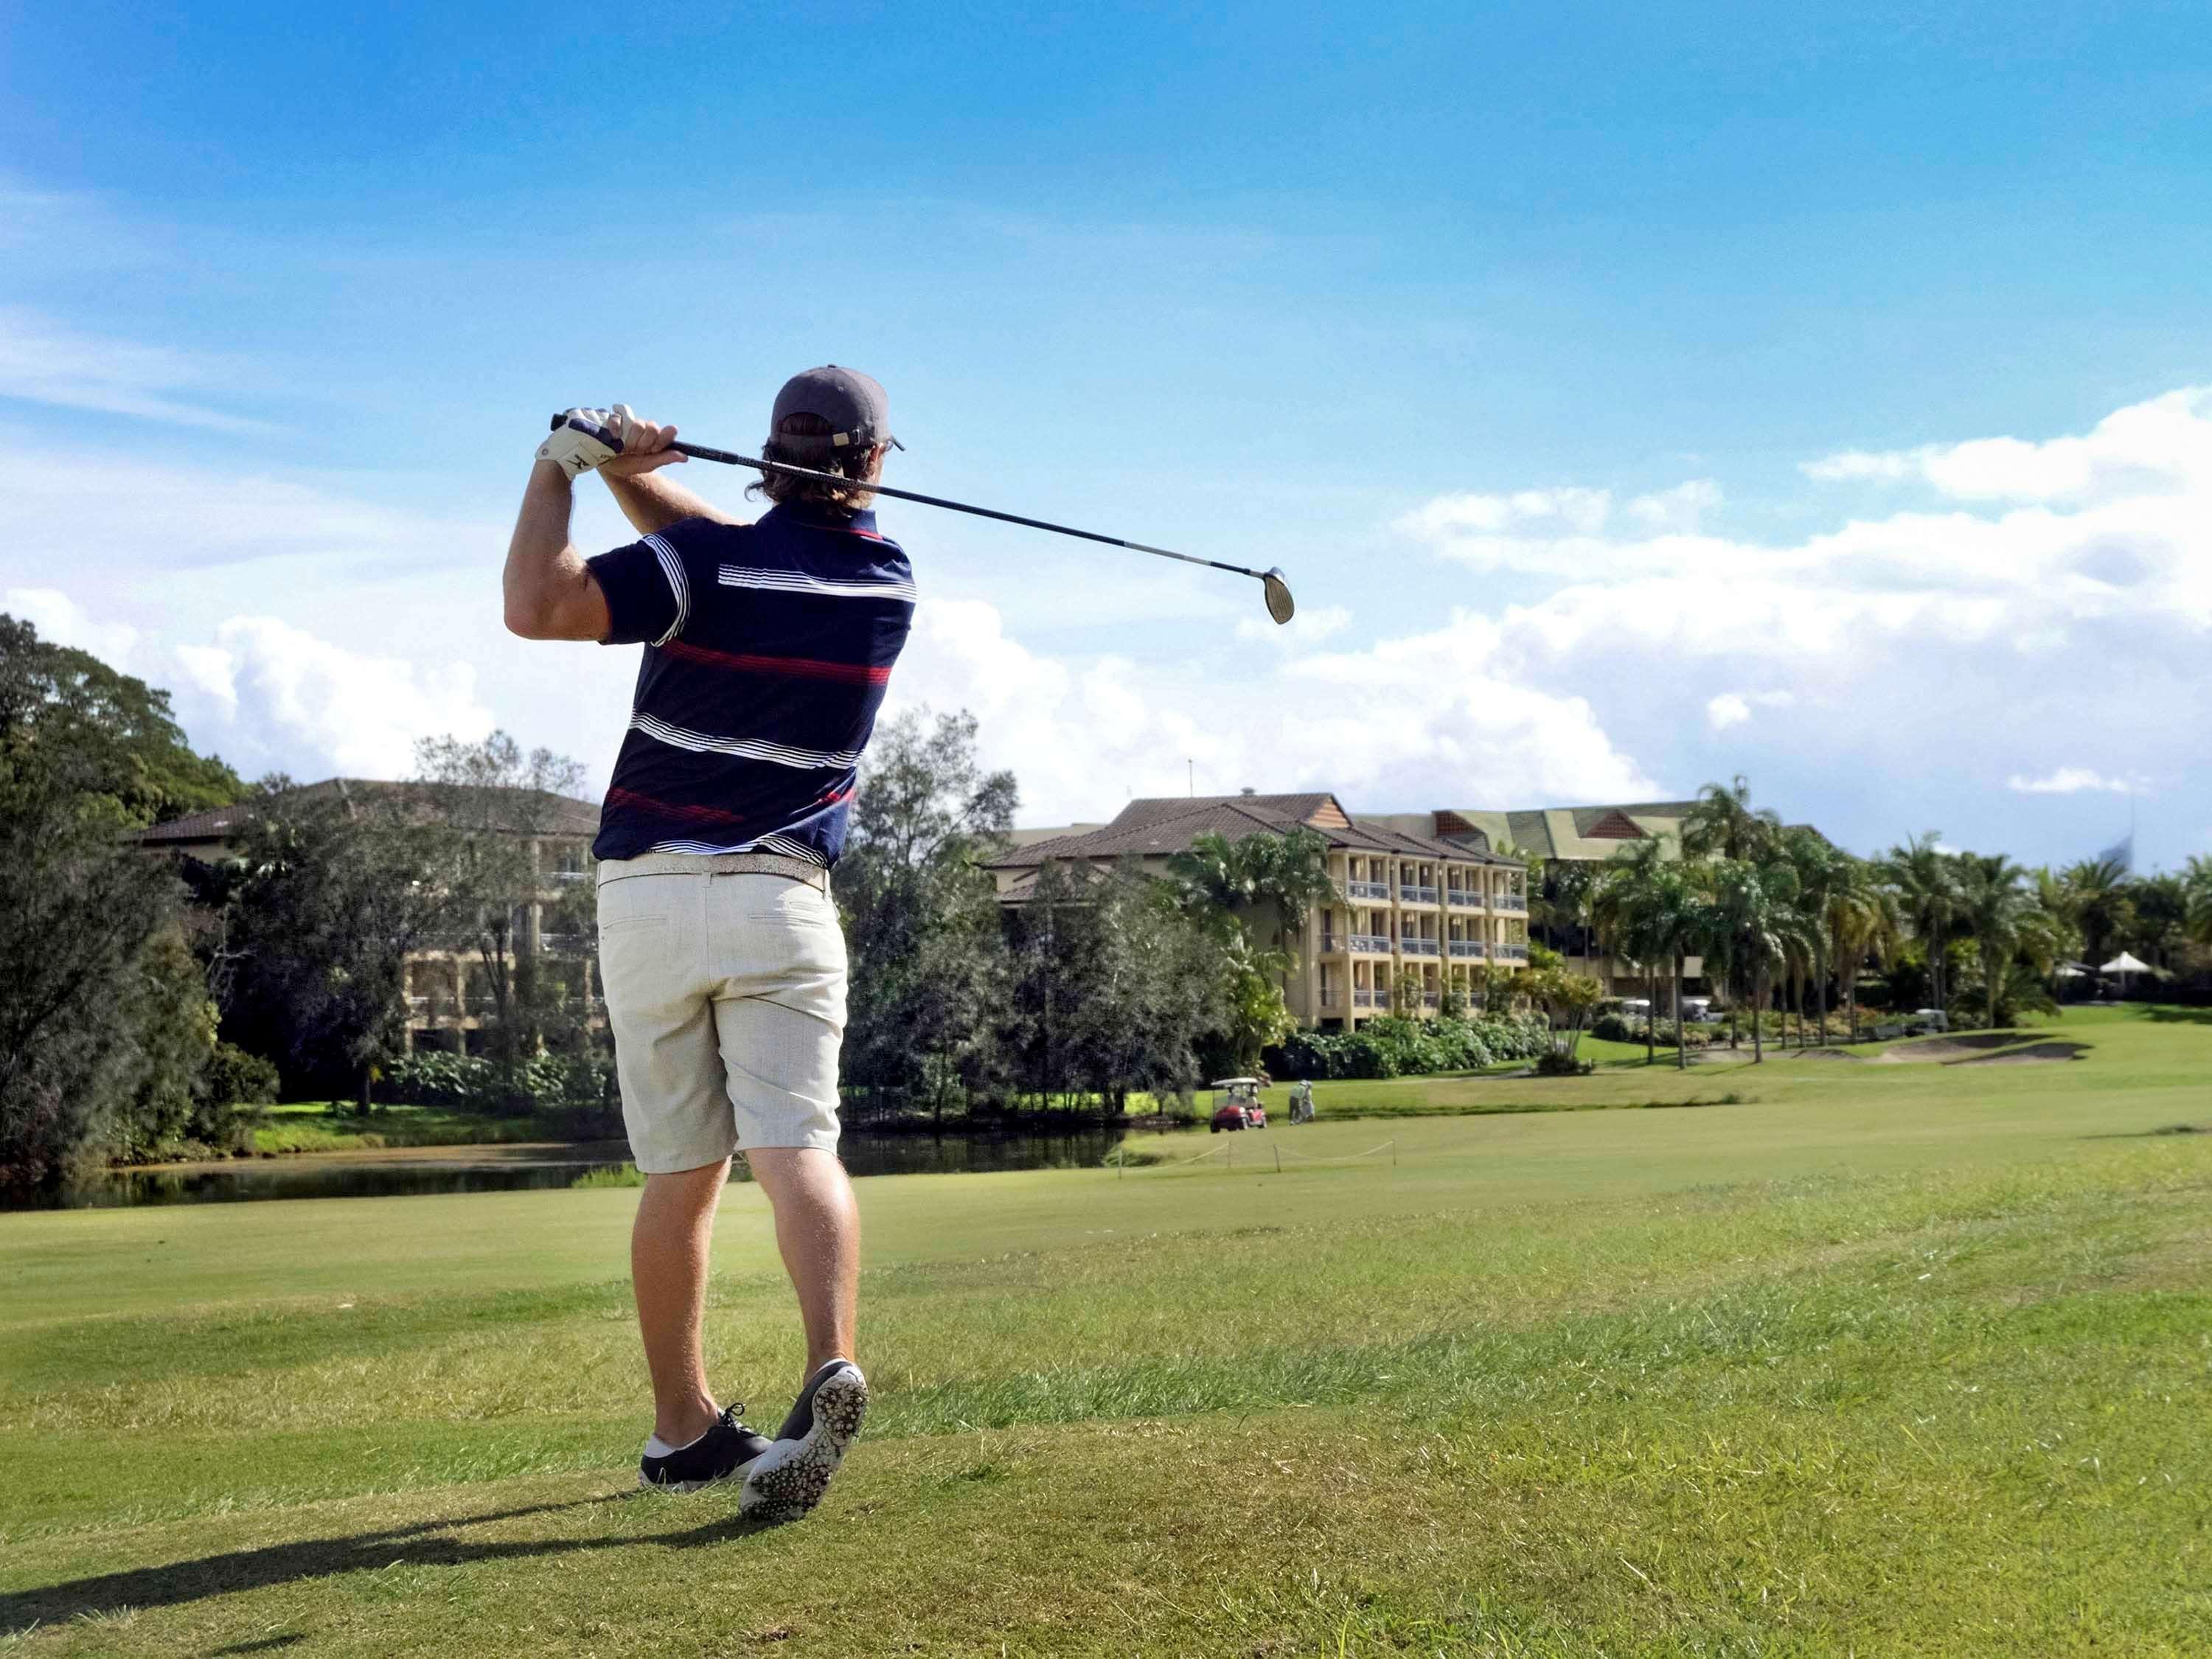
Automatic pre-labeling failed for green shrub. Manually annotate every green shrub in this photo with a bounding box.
[202,1041,279,1108]
[1273,1013,1549,1080]
[380,1050,616,1115]
[1534,1050,1596,1077]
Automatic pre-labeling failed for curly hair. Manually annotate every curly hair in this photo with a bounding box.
[746,411,883,514]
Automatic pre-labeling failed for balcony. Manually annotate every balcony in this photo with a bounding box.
[1349,933,1393,954]
[1352,988,1380,1008]
[1399,937,1439,957]
[1446,890,1484,908]
[1447,939,1486,958]
[1346,880,1390,901]
[1496,895,1528,912]
[1495,943,1530,961]
[1320,933,1340,953]
[1398,884,1438,905]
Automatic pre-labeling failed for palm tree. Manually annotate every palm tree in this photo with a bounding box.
[1827,868,1902,1042]
[1712,860,1807,1062]
[2059,855,2134,970]
[1881,832,1963,1013]
[1680,774,1781,865]
[1777,827,1848,1044]
[1592,840,1674,1062]
[2186,855,2212,949]
[1168,826,1342,984]
[1957,854,2031,1029]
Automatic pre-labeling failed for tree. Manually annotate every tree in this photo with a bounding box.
[411,732,594,1067]
[1882,832,1964,1013]
[2186,856,2212,950]
[213,779,472,1105]
[1005,859,1228,1109]
[1168,827,1341,978]
[1776,827,1849,1045]
[1680,774,1781,866]
[0,615,243,824]
[838,709,1018,1118]
[1711,860,1806,1063]
[0,617,250,1187]
[1827,864,1902,1042]
[2058,856,2134,969]
[1592,839,1672,1063]
[1523,946,1604,1060]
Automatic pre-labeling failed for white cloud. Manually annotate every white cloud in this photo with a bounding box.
[1627,479,1721,532]
[2006,768,2137,796]
[1236,602,1352,643]
[1705,689,1794,731]
[891,597,1657,824]
[4,589,498,782]
[171,616,495,778]
[1802,387,2212,504]
[0,305,264,431]
[1397,485,1612,539]
[5,586,140,668]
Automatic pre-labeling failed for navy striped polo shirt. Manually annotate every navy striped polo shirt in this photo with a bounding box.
[586,503,914,866]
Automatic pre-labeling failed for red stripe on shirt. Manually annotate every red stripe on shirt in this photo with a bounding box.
[661,639,892,685]
[605,786,749,827]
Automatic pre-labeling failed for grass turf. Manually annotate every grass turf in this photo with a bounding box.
[2,1004,2209,1654]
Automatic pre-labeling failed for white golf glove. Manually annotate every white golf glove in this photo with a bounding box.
[538,405,641,478]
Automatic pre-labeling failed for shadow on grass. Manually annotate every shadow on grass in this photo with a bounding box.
[2137,1004,2212,1027]
[0,1492,776,1635]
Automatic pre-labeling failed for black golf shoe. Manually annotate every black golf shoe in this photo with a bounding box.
[739,1360,869,1525]
[637,1405,771,1492]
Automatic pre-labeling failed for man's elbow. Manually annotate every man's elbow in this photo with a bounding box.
[504,599,550,640]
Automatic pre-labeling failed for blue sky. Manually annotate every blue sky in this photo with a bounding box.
[4,2,2207,867]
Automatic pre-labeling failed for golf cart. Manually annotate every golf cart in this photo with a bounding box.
[1209,1077,1267,1132]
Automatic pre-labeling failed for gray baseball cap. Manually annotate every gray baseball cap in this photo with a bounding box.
[770,365,903,459]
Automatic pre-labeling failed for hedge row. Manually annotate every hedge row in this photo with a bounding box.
[380,1050,616,1114]
[1271,1013,1553,1080]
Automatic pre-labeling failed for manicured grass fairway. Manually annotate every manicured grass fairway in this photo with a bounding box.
[4,1007,2209,1655]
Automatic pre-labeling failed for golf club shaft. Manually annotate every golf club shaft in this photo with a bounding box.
[669,440,1268,583]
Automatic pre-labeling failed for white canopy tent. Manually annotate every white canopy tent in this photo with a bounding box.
[2100,951,2152,997]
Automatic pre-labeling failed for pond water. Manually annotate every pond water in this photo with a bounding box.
[22,1124,1164,1211]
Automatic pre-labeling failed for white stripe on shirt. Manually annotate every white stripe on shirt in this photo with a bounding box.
[630,712,861,771]
[644,836,829,865]
[717,564,917,603]
[644,533,691,645]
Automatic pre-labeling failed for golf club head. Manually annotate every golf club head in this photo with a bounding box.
[1262,568,1295,626]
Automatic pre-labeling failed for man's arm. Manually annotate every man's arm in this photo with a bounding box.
[603,467,745,536]
[503,460,609,641]
[504,406,706,641]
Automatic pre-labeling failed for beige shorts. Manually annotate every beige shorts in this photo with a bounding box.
[597,857,847,1172]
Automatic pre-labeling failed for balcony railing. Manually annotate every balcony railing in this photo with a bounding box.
[1349,933,1392,954]
[1495,943,1530,960]
[1446,890,1484,908]
[1320,933,1340,953]
[1398,884,1437,904]
[1496,895,1528,911]
[1346,880,1390,901]
[1399,937,1439,956]
[1447,939,1486,958]
[1352,988,1380,1007]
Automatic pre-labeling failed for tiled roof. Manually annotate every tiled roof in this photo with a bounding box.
[133,778,602,846]
[1435,801,1703,861]
[989,793,1517,871]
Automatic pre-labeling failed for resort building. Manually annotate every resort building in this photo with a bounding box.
[1369,801,1713,1003]
[133,779,602,1053]
[984,792,1532,1031]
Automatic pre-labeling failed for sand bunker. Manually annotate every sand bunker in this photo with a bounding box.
[1874,1032,2023,1063]
[1954,1040,2090,1065]
[1796,1048,1865,1061]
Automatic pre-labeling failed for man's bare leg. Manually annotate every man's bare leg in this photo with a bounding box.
[631,1158,730,1447]
[744,1147,860,1374]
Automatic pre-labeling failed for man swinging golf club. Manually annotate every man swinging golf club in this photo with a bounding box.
[503,366,911,1522]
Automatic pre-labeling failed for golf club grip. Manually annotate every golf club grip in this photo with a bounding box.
[666,443,1259,579]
